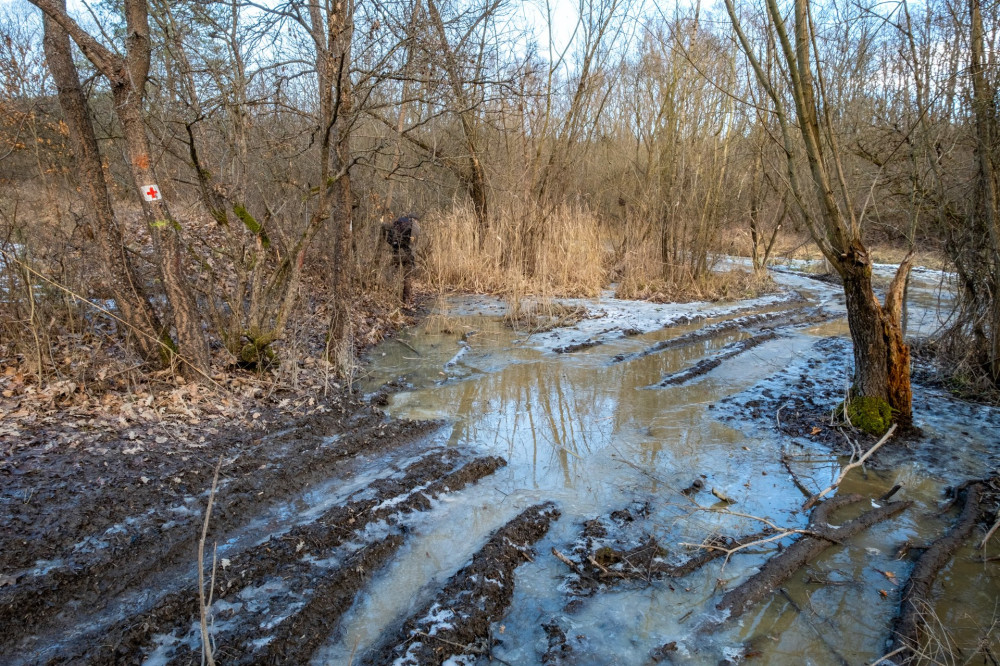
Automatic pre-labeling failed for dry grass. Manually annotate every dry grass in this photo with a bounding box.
[893,598,1000,666]
[504,302,588,334]
[421,201,608,298]
[615,241,777,302]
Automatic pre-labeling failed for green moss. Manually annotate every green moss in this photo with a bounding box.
[239,341,277,368]
[593,546,622,567]
[233,204,270,248]
[846,396,893,436]
[210,207,229,226]
[158,331,179,366]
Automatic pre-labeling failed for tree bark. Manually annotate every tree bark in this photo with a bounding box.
[969,0,1000,381]
[31,0,210,377]
[724,0,914,424]
[842,251,914,427]
[327,0,356,375]
[41,3,167,366]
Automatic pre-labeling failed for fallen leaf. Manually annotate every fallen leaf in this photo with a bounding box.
[810,426,822,435]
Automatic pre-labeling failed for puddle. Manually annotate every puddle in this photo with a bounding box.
[321,269,1000,664]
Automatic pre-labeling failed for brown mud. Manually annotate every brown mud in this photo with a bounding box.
[553,501,778,605]
[360,502,560,665]
[4,280,1000,665]
[0,386,514,665]
[56,451,506,664]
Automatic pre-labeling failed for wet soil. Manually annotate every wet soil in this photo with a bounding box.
[361,502,560,665]
[0,387,514,664]
[4,265,1000,665]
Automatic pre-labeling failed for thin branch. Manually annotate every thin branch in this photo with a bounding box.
[198,457,223,666]
[803,424,897,511]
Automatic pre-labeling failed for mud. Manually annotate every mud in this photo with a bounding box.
[0,385,515,665]
[2,402,432,636]
[540,620,574,664]
[49,451,506,664]
[360,502,560,665]
[655,330,779,386]
[4,261,1000,665]
[611,306,831,364]
[554,501,780,603]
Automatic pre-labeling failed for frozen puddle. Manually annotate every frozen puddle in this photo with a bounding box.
[326,270,1000,665]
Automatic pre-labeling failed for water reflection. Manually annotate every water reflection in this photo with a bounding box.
[336,287,998,665]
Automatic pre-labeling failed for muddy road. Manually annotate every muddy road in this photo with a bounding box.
[2,261,999,665]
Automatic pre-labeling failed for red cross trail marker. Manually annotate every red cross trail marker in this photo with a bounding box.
[142,184,161,202]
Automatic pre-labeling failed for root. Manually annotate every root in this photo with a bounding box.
[713,494,911,623]
[887,482,984,664]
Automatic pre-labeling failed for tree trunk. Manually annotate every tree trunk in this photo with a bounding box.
[41,5,167,365]
[328,10,355,376]
[724,0,915,426]
[969,0,1000,381]
[31,0,209,376]
[305,0,356,376]
[841,250,913,427]
[114,87,210,376]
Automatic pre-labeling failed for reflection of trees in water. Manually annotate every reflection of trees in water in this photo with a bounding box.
[443,360,615,485]
[428,312,764,489]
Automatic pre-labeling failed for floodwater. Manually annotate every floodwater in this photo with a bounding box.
[322,264,998,665]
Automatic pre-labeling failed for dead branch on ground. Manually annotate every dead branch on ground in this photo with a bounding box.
[709,494,911,625]
[803,424,896,511]
[887,482,984,664]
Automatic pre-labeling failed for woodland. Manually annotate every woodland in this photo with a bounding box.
[1,0,1000,663]
[0,0,996,398]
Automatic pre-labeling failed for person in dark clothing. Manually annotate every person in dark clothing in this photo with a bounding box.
[381,215,419,303]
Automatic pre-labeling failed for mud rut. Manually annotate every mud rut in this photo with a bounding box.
[2,278,998,665]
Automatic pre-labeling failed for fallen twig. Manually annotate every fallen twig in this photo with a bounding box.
[782,452,814,499]
[198,456,223,666]
[980,509,1000,551]
[393,337,421,356]
[803,424,897,511]
[552,547,586,576]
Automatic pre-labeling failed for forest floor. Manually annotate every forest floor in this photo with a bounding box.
[1,258,999,665]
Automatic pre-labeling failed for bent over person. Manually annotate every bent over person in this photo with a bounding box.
[381,214,419,303]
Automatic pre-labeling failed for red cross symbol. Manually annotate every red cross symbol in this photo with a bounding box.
[142,184,161,202]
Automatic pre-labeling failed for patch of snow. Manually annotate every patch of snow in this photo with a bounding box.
[417,602,456,636]
[525,290,801,354]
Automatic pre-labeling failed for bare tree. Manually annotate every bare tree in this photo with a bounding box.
[966,0,1000,382]
[39,0,168,366]
[30,0,211,376]
[725,0,916,425]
